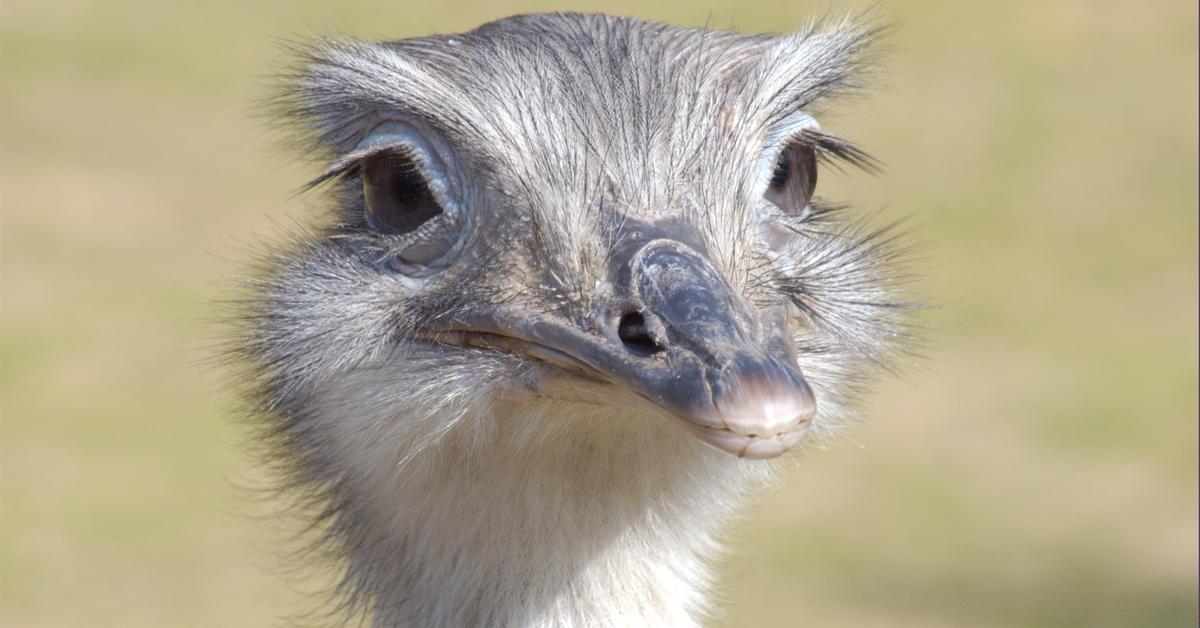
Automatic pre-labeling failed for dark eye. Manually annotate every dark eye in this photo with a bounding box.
[362,150,443,234]
[764,143,817,217]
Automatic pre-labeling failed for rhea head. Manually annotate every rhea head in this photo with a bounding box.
[244,13,906,470]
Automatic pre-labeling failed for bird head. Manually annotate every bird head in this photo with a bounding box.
[241,13,909,462]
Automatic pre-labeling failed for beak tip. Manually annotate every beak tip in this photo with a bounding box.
[737,425,811,459]
[714,379,817,438]
[682,418,812,460]
[679,376,816,460]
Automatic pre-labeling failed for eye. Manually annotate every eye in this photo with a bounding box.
[764,142,817,217]
[362,150,443,235]
[359,146,464,270]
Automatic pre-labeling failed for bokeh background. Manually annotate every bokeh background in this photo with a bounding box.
[3,1,1196,626]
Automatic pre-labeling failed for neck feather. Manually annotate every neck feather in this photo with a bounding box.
[311,398,778,627]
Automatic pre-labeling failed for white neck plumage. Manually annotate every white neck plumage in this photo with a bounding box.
[320,393,779,627]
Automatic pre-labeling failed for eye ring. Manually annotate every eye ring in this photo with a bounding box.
[351,134,468,276]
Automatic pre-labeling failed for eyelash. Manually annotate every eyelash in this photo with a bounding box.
[770,151,792,189]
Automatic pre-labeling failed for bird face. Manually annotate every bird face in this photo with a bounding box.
[247,14,908,461]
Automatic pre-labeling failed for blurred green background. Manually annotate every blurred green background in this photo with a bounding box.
[2,0,1196,626]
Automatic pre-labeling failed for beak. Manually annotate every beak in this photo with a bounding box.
[448,236,816,459]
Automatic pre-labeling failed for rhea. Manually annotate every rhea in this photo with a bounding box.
[235,12,909,627]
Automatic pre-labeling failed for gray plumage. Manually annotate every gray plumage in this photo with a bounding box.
[232,11,912,627]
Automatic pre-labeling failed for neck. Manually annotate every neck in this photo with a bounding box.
[317,398,778,627]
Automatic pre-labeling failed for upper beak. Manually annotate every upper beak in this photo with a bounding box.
[448,235,816,459]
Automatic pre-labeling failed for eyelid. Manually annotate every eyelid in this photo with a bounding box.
[305,120,456,192]
[765,111,821,149]
[304,143,412,189]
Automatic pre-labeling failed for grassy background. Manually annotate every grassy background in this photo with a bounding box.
[2,0,1196,626]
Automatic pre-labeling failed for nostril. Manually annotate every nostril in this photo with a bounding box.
[617,311,664,355]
